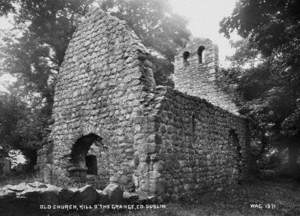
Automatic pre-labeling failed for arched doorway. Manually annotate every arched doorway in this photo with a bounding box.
[68,133,101,179]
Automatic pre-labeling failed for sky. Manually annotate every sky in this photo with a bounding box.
[0,0,240,92]
[169,0,240,64]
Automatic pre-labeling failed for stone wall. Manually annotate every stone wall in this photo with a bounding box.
[142,87,249,199]
[43,8,157,190]
[40,8,250,200]
[174,38,239,114]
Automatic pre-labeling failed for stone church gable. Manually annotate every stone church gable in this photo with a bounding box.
[39,8,250,200]
[47,8,157,189]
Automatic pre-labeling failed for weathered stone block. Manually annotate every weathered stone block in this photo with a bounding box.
[73,185,98,205]
[59,188,76,204]
[102,183,123,204]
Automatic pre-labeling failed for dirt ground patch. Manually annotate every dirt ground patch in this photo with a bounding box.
[1,178,299,216]
[109,178,300,216]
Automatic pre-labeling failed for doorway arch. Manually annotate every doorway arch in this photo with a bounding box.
[68,133,101,178]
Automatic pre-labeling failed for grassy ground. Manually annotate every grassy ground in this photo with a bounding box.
[106,178,300,216]
[1,175,299,216]
[0,172,39,187]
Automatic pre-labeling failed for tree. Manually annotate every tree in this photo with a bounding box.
[0,0,15,16]
[0,0,93,170]
[2,0,93,104]
[99,0,190,85]
[220,0,300,173]
[2,0,190,99]
[0,93,26,155]
[0,0,190,169]
[100,0,190,61]
[226,39,263,69]
[0,90,49,170]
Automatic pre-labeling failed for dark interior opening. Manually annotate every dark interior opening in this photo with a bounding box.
[197,46,205,64]
[86,155,98,175]
[183,51,190,66]
[69,133,101,178]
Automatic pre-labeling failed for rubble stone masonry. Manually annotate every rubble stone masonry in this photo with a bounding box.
[38,8,249,200]
[174,38,239,114]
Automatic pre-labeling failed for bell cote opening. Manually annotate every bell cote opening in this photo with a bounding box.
[183,51,190,66]
[197,46,205,64]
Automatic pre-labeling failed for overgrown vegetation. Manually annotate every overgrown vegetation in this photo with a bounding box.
[0,0,190,170]
[220,0,300,175]
[29,179,300,216]
[0,1,299,208]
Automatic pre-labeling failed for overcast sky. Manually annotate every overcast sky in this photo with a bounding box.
[169,0,240,64]
[0,0,240,92]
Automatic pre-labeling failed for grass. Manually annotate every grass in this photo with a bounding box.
[60,178,300,216]
[0,172,40,187]
[104,178,300,216]
[1,174,299,216]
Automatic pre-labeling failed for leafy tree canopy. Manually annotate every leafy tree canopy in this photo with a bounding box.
[0,0,190,167]
[220,0,300,171]
[100,0,190,61]
[220,0,300,58]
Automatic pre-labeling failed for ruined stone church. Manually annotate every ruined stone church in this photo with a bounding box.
[38,8,249,200]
